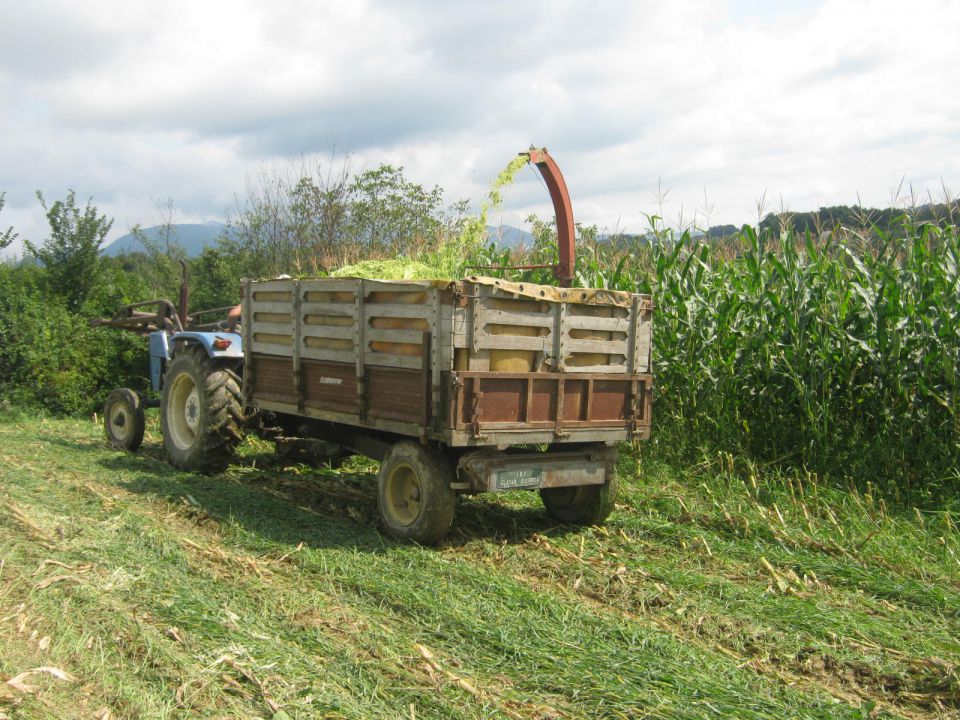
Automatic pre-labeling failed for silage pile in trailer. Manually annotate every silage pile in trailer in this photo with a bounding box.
[332,155,529,281]
[330,259,442,280]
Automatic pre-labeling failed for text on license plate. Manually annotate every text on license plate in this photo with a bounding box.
[496,468,543,490]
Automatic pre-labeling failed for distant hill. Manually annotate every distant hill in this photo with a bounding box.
[102,222,226,257]
[487,225,534,249]
[102,222,532,257]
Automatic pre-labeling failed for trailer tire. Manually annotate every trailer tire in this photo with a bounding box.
[540,471,618,525]
[377,442,455,544]
[103,388,145,452]
[161,345,243,474]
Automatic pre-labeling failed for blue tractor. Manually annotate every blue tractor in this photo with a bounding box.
[93,275,246,473]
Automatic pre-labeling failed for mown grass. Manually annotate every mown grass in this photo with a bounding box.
[1,413,958,719]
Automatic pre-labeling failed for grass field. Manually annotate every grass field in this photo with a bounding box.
[0,412,958,719]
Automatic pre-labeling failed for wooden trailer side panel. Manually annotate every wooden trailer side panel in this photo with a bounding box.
[244,278,450,437]
[242,276,653,447]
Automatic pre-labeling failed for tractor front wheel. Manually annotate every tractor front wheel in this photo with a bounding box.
[103,388,145,452]
[161,346,243,473]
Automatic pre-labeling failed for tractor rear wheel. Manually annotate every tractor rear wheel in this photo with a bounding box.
[103,388,145,452]
[161,346,243,473]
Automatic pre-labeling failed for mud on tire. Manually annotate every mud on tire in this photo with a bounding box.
[161,345,243,474]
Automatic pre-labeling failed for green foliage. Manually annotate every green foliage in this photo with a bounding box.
[344,164,444,255]
[450,155,529,276]
[127,199,189,301]
[24,190,114,312]
[758,201,960,236]
[221,160,449,280]
[464,218,960,500]
[0,262,147,415]
[0,192,17,250]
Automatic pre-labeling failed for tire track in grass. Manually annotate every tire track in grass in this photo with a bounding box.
[0,431,555,719]
[0,419,939,718]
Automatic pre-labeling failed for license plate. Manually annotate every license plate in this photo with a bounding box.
[496,468,543,490]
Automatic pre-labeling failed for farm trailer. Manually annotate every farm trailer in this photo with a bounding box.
[97,149,654,543]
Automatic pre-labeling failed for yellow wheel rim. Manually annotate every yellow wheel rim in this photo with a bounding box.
[384,462,422,526]
[168,372,200,451]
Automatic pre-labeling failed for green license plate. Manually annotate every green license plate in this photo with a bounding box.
[496,468,543,490]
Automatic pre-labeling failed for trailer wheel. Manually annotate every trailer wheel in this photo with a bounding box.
[103,388,145,452]
[161,346,243,473]
[377,442,455,544]
[540,472,619,525]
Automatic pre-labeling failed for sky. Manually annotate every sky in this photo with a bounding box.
[1,0,959,256]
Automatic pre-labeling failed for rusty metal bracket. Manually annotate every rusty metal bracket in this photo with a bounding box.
[469,384,486,440]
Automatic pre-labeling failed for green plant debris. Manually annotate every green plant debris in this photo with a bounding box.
[330,258,442,280]
[1,414,957,719]
[333,154,530,281]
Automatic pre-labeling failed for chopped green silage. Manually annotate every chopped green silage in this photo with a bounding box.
[1,415,957,718]
[332,154,530,282]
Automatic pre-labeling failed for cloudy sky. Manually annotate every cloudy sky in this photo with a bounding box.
[1,0,959,256]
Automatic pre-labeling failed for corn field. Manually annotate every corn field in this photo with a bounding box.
[471,218,960,500]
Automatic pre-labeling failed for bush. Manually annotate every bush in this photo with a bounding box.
[0,263,149,416]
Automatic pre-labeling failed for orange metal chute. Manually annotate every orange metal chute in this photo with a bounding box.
[522,147,576,287]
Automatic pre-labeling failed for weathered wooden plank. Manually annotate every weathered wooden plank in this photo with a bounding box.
[565,315,630,332]
[366,327,427,344]
[564,338,629,354]
[300,324,355,340]
[562,363,628,374]
[251,279,294,292]
[363,350,425,370]
[636,309,653,373]
[251,339,294,355]
[300,346,356,363]
[474,307,554,329]
[250,300,296,314]
[362,280,445,294]
[251,321,294,336]
[300,302,355,316]
[473,333,552,352]
[300,278,361,294]
[363,303,433,319]
[292,280,303,411]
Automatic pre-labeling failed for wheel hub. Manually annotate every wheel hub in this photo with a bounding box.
[385,464,422,526]
[185,387,200,432]
[110,406,127,430]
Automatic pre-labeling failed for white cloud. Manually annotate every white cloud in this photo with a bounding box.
[2,0,959,257]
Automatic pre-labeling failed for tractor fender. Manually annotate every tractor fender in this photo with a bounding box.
[149,331,243,392]
[172,331,244,360]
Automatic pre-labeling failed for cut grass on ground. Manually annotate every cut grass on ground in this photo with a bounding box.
[0,413,958,719]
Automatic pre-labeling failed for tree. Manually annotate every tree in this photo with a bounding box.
[0,193,17,251]
[345,165,444,255]
[130,198,187,299]
[25,190,114,312]
[220,158,447,279]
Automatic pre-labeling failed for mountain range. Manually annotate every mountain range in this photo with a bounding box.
[102,223,535,257]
